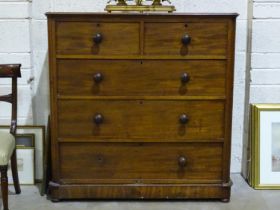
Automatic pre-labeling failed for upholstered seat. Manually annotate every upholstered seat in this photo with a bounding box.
[0,131,15,165]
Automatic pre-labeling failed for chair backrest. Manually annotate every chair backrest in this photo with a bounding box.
[0,64,21,135]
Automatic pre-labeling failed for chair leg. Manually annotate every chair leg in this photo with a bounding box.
[11,150,21,194]
[0,165,9,210]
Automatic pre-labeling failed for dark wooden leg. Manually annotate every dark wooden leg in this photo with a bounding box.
[11,150,21,194]
[0,165,9,210]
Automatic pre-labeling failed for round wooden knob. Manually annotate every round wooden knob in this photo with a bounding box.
[179,114,189,124]
[94,114,104,125]
[93,73,103,83]
[178,156,187,167]
[182,34,191,45]
[93,33,103,44]
[181,73,190,83]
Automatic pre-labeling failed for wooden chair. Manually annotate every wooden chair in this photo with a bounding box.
[0,64,21,210]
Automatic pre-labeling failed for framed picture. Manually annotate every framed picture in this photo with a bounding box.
[16,133,35,148]
[250,104,280,189]
[0,125,45,182]
[8,148,35,185]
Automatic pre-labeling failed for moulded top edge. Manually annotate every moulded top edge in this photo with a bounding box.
[45,12,239,18]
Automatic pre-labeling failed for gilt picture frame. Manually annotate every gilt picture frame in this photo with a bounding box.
[250,104,280,189]
[15,133,35,148]
[0,125,45,182]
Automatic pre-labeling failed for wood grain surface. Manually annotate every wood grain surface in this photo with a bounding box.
[144,22,228,56]
[56,22,140,55]
[57,60,226,96]
[47,13,236,201]
[59,142,223,183]
[57,100,225,141]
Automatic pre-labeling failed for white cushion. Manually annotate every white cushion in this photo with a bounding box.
[0,131,15,165]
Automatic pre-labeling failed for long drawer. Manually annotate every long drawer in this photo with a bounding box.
[57,100,225,141]
[59,142,223,183]
[57,60,226,97]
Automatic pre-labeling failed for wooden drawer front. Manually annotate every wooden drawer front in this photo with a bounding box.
[58,100,224,141]
[57,60,226,96]
[144,22,228,56]
[60,142,223,183]
[56,22,140,55]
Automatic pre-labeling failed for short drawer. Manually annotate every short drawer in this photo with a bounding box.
[144,22,228,56]
[59,142,223,183]
[56,22,140,55]
[57,100,225,141]
[57,60,226,97]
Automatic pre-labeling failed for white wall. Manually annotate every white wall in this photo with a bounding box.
[0,0,33,124]
[240,0,280,177]
[0,0,249,173]
[250,0,280,103]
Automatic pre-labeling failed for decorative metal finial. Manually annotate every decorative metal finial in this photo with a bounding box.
[105,0,176,13]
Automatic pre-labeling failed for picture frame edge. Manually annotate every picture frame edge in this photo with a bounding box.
[250,104,280,189]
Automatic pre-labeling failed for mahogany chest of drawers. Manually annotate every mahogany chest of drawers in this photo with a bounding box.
[46,13,237,201]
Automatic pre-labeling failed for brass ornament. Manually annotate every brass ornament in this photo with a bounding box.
[105,0,176,13]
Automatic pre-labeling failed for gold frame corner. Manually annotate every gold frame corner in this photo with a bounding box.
[250,103,280,189]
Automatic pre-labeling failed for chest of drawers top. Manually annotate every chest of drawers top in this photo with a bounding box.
[47,13,237,58]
